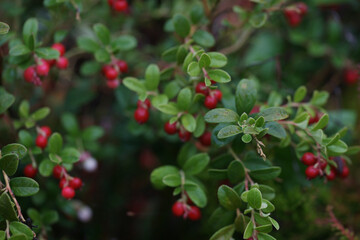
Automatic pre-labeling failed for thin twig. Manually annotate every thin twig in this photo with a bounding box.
[3,170,25,222]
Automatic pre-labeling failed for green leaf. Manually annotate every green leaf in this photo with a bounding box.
[177,88,192,111]
[249,12,268,28]
[164,82,181,99]
[181,114,196,132]
[150,166,179,189]
[217,185,242,210]
[193,30,215,48]
[193,115,206,138]
[327,140,348,154]
[261,199,275,213]
[93,23,110,45]
[199,53,211,68]
[0,193,18,221]
[31,107,50,120]
[157,103,179,115]
[18,130,33,147]
[77,37,100,53]
[247,188,262,209]
[82,126,104,141]
[2,144,27,159]
[151,94,168,108]
[250,167,281,181]
[312,114,329,131]
[9,44,30,56]
[0,22,10,34]
[185,183,207,208]
[145,64,160,90]
[217,125,242,139]
[10,177,39,197]
[8,234,27,240]
[48,133,63,154]
[205,108,239,123]
[35,47,60,60]
[243,221,254,239]
[162,173,181,187]
[0,231,5,240]
[265,122,286,139]
[209,224,235,240]
[111,35,137,51]
[208,52,227,68]
[255,224,273,233]
[95,48,111,62]
[39,159,56,177]
[190,4,204,24]
[123,77,146,94]
[60,148,80,164]
[0,87,15,114]
[183,153,210,175]
[268,217,280,230]
[242,134,252,143]
[187,62,201,77]
[0,154,19,176]
[258,232,276,240]
[235,79,257,115]
[80,60,102,76]
[255,116,265,127]
[41,210,59,225]
[19,100,29,118]
[208,69,231,83]
[259,185,275,201]
[61,113,79,135]
[173,14,190,38]
[258,107,289,121]
[22,18,38,47]
[227,160,245,184]
[162,46,178,62]
[310,90,329,107]
[294,86,307,102]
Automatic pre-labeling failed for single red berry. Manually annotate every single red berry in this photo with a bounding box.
[164,121,178,135]
[284,9,302,27]
[102,65,112,75]
[36,60,50,76]
[308,112,320,124]
[23,66,36,83]
[52,43,66,56]
[188,206,201,221]
[199,132,212,146]
[212,89,222,101]
[116,60,128,73]
[171,201,185,217]
[35,135,48,149]
[297,2,308,15]
[137,99,151,109]
[250,105,260,115]
[305,166,319,179]
[40,126,52,137]
[56,56,69,69]
[195,82,209,95]
[326,168,337,181]
[204,95,218,109]
[53,165,66,179]
[24,164,37,178]
[104,66,118,80]
[340,165,349,178]
[344,68,359,85]
[178,129,191,142]
[69,177,83,190]
[59,178,68,189]
[46,59,56,67]
[134,108,149,124]
[113,0,128,12]
[62,186,75,199]
[301,152,316,166]
[106,79,120,89]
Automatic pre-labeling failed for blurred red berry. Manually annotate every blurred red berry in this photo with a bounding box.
[178,129,191,142]
[284,9,302,27]
[212,89,222,101]
[164,121,178,135]
[340,165,349,178]
[23,66,36,83]
[36,60,50,76]
[116,60,128,73]
[172,201,185,217]
[204,95,218,109]
[53,165,66,179]
[137,99,151,109]
[24,164,37,178]
[250,105,260,115]
[301,152,316,166]
[134,108,149,124]
[297,2,308,15]
[106,79,120,89]
[52,43,66,56]
[188,206,201,221]
[59,178,68,189]
[35,135,48,149]
[113,0,128,12]
[305,166,319,179]
[344,68,359,85]
[326,168,336,181]
[70,177,83,190]
[56,57,69,69]
[62,187,75,199]
[40,126,52,137]
[195,82,209,95]
[104,66,118,80]
[199,132,212,146]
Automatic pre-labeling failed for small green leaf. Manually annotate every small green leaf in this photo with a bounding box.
[22,18,38,47]
[185,183,207,208]
[217,185,242,210]
[199,53,211,68]
[95,49,111,62]
[187,62,201,77]
[243,221,254,239]
[265,122,286,139]
[327,140,348,154]
[60,148,80,164]
[227,160,245,184]
[312,114,329,131]
[208,52,227,68]
[111,35,137,51]
[18,130,33,148]
[181,114,197,132]
[0,154,19,176]
[173,14,190,38]
[258,107,289,121]
[294,86,307,102]
[257,232,277,240]
[162,173,181,187]
[145,64,160,90]
[31,107,50,120]
[249,12,268,28]
[48,133,63,154]
[35,48,60,60]
[209,224,235,240]
[123,77,147,94]
[0,193,18,221]
[9,44,30,56]
[204,108,240,123]
[208,69,231,83]
[183,153,210,175]
[247,188,262,209]
[82,126,104,141]
[41,210,59,225]
[10,177,39,197]
[236,79,257,115]
[193,29,215,48]
[93,23,110,45]
[61,113,80,135]
[217,125,242,139]
[150,166,179,189]
[2,144,27,159]
[0,87,15,114]
[77,37,100,52]
[250,167,281,181]
[193,115,206,138]
[177,88,192,110]
[39,159,56,177]
[0,22,10,34]
[268,217,280,230]
[157,103,179,115]
[310,90,329,107]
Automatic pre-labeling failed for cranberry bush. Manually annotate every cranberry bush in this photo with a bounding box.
[0,0,360,239]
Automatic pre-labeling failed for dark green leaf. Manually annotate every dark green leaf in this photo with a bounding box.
[145,64,160,90]
[48,133,63,154]
[150,166,179,189]
[0,87,15,114]
[217,125,242,139]
[0,154,19,176]
[258,107,289,121]
[250,167,281,181]
[2,144,27,159]
[0,193,18,221]
[235,79,257,115]
[193,30,215,48]
[209,224,235,240]
[227,160,245,184]
[93,23,110,45]
[173,14,190,38]
[205,108,239,123]
[217,185,242,210]
[183,153,210,175]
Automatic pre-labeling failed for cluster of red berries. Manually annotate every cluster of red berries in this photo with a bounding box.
[134,99,151,124]
[195,82,222,109]
[23,43,68,85]
[107,0,129,12]
[171,201,201,221]
[101,59,128,89]
[301,152,349,180]
[283,2,308,27]
[344,67,359,85]
[35,126,52,149]
[53,165,83,199]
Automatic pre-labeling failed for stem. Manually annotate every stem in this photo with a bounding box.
[228,147,254,188]
[202,0,211,18]
[219,28,254,55]
[251,210,258,239]
[179,170,187,203]
[28,149,37,168]
[188,45,212,82]
[6,220,10,238]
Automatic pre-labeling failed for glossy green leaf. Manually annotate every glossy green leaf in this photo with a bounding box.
[93,23,110,45]
[0,153,19,176]
[183,153,210,175]
[10,177,39,197]
[227,160,245,184]
[250,167,281,181]
[177,88,192,110]
[39,159,56,177]
[217,185,242,210]
[150,166,179,189]
[208,52,227,68]
[2,144,27,159]
[205,108,239,123]
[193,30,215,47]
[35,48,60,60]
[145,64,160,90]
[123,77,147,94]
[173,14,190,38]
[235,79,257,115]
[48,133,63,154]
[247,188,262,209]
[258,107,289,121]
[0,193,18,221]
[217,125,242,139]
[187,61,201,77]
[208,69,231,83]
[185,183,207,208]
[209,224,235,240]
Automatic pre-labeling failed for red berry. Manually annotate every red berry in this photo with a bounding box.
[297,2,308,15]
[137,99,151,109]
[212,89,222,101]
[106,79,120,89]
[308,112,320,124]
[250,105,260,115]
[107,0,114,6]
[134,108,149,124]
[301,152,316,166]
[319,160,327,170]
[56,57,69,69]
[326,168,336,181]
[116,60,128,73]
[305,166,319,179]
[195,82,209,95]
[344,68,359,85]
[40,126,52,137]
[69,177,82,190]
[62,186,75,199]
[178,129,191,142]
[113,0,128,11]
[204,95,218,109]
[35,135,48,149]
[164,121,178,135]
[102,65,112,75]
[36,60,50,76]
[59,178,68,189]
[188,206,201,221]
[199,132,211,146]
[23,66,36,83]
[284,9,302,27]
[340,165,349,178]
[171,201,185,217]
[104,66,118,80]
[24,164,37,178]
[53,165,66,179]
[52,43,66,56]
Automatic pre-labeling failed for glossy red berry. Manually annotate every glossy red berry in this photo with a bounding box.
[56,57,69,69]
[326,168,336,181]
[70,177,83,190]
[164,121,178,135]
[36,60,50,76]
[52,43,66,56]
[212,89,222,101]
[113,0,128,12]
[23,66,36,83]
[199,132,212,146]
[204,95,218,109]
[62,187,75,199]
[59,178,68,189]
[344,68,359,85]
[305,166,319,179]
[195,82,209,95]
[116,60,128,73]
[104,66,118,80]
[106,79,120,89]
[171,201,185,217]
[35,135,48,149]
[24,164,37,178]
[134,108,149,124]
[188,206,201,221]
[284,9,301,27]
[340,165,349,178]
[301,152,316,166]
[40,126,52,137]
[53,165,66,179]
[297,2,308,15]
[137,99,151,109]
[178,130,191,142]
